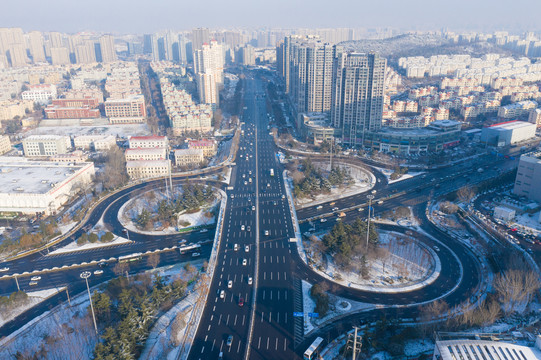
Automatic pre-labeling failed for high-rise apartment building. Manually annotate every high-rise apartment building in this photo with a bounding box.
[75,41,96,64]
[98,35,117,62]
[50,47,70,65]
[331,51,387,146]
[284,36,334,115]
[192,28,210,51]
[7,43,29,67]
[26,31,46,63]
[194,40,224,107]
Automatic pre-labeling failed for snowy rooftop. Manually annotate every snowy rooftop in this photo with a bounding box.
[435,340,541,360]
[0,161,91,194]
[489,121,536,130]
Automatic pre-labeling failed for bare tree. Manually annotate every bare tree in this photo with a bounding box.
[457,185,476,204]
[493,269,540,314]
[113,262,129,277]
[147,252,160,269]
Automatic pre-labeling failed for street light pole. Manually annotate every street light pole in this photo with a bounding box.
[80,271,98,335]
[366,195,375,252]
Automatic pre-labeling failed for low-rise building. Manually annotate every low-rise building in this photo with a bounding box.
[494,206,516,221]
[105,95,146,124]
[174,149,204,167]
[21,84,57,105]
[298,113,336,145]
[50,150,87,163]
[125,147,167,161]
[0,99,34,120]
[0,135,12,155]
[128,135,168,149]
[188,139,216,157]
[44,105,100,119]
[433,339,540,360]
[498,100,538,119]
[22,135,71,157]
[126,159,171,180]
[481,120,537,146]
[0,159,95,215]
[73,135,117,151]
[93,135,117,151]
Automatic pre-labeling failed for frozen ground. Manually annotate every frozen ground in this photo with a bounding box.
[295,162,376,208]
[513,210,541,235]
[373,166,424,184]
[118,187,219,235]
[48,236,132,255]
[0,287,64,328]
[303,231,438,293]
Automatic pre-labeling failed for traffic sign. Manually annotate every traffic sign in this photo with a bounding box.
[308,312,319,318]
[293,312,303,317]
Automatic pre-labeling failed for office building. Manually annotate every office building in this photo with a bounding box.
[125,147,167,161]
[332,51,387,146]
[514,152,541,203]
[22,135,71,157]
[21,84,57,105]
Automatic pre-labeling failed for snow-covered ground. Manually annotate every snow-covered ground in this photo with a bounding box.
[118,186,219,235]
[48,236,132,255]
[373,166,424,184]
[303,231,439,293]
[0,287,97,359]
[512,211,541,236]
[295,162,376,208]
[302,280,375,336]
[0,287,64,328]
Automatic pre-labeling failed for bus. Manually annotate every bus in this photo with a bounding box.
[304,337,324,360]
[179,244,201,255]
[270,169,274,177]
[118,252,143,263]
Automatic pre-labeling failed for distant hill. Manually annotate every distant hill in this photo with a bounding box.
[339,33,513,61]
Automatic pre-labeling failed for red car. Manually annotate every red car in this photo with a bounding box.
[238,297,244,307]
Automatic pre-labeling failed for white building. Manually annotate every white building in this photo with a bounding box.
[481,121,537,146]
[126,159,171,180]
[529,108,541,127]
[93,135,117,151]
[494,206,515,221]
[174,149,204,167]
[498,100,538,119]
[0,135,11,155]
[0,159,95,215]
[21,84,57,105]
[125,147,167,161]
[128,135,168,149]
[22,135,71,157]
[73,135,117,151]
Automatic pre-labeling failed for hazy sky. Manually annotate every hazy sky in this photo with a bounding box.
[2,0,540,34]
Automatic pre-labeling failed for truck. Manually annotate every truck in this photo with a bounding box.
[270,169,274,176]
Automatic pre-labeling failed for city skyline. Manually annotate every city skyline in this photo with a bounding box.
[1,0,541,34]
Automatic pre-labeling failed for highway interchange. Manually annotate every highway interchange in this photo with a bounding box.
[0,72,526,359]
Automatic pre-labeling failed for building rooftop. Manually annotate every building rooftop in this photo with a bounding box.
[175,149,204,155]
[126,159,170,167]
[126,147,166,154]
[435,340,541,360]
[489,120,536,130]
[23,134,68,141]
[129,135,167,141]
[0,160,91,195]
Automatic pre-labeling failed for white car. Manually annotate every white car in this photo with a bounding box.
[251,206,255,211]
[433,246,440,252]
[244,181,248,185]
[94,269,104,275]
[264,230,269,236]
[228,280,233,288]
[242,259,247,266]
[0,267,9,272]
[332,207,339,211]
[242,174,246,178]
[320,218,327,223]
[357,207,364,212]
[241,225,245,231]
[29,281,38,286]
[245,245,249,252]
[30,276,41,281]
[220,290,225,299]
[248,276,253,285]
[316,205,323,210]
[234,243,239,251]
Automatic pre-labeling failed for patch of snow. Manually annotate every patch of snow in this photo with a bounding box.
[373,166,424,184]
[404,339,434,357]
[48,236,132,255]
[0,287,64,328]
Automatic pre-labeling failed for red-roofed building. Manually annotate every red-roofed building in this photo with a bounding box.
[188,139,217,157]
